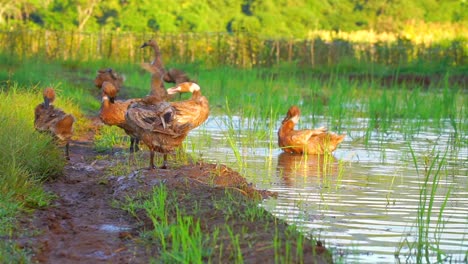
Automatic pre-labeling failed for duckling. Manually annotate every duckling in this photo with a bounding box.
[125,82,209,170]
[278,105,345,154]
[94,68,124,95]
[99,82,142,152]
[34,87,75,160]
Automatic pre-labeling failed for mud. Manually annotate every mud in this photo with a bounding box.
[14,120,332,264]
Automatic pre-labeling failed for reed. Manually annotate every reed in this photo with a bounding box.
[395,145,453,263]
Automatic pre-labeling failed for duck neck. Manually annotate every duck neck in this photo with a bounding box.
[278,120,295,135]
[151,45,165,73]
[102,97,110,109]
[191,90,202,100]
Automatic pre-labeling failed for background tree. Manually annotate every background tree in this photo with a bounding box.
[2,0,466,36]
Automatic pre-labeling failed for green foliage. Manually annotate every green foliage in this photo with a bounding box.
[0,0,466,35]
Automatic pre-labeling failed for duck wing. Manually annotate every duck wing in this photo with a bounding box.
[126,102,175,132]
[34,104,67,131]
[290,128,327,145]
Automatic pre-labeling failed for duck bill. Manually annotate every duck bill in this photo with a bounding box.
[140,42,149,48]
[166,87,180,95]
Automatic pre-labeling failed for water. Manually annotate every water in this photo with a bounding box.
[186,115,468,263]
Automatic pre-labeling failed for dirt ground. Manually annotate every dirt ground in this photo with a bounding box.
[14,119,333,264]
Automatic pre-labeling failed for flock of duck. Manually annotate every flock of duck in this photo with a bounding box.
[33,39,345,170]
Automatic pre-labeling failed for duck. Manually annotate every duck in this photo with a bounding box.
[125,82,209,170]
[99,82,142,152]
[139,62,168,104]
[140,39,193,86]
[278,105,345,154]
[94,68,124,95]
[34,87,75,160]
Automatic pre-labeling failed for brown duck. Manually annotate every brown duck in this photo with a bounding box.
[140,39,193,87]
[125,82,209,170]
[94,68,124,95]
[99,82,142,152]
[278,106,345,154]
[34,88,75,160]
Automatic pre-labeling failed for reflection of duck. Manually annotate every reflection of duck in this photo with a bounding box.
[125,82,209,170]
[278,106,345,154]
[277,152,339,186]
[34,88,75,160]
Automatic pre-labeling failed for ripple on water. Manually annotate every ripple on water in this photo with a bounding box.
[186,115,468,262]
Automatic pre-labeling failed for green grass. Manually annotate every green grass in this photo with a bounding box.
[0,84,73,262]
[395,146,454,263]
[119,184,329,263]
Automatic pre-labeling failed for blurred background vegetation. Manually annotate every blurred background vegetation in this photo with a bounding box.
[0,0,466,36]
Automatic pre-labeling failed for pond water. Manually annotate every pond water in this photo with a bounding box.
[186,115,468,263]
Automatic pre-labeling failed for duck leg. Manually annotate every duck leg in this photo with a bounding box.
[130,137,140,152]
[65,142,70,160]
[160,154,168,169]
[149,149,156,170]
[135,138,140,151]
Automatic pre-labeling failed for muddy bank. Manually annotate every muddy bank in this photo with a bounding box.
[14,127,333,263]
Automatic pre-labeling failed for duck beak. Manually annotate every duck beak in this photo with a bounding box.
[167,87,180,95]
[140,42,148,48]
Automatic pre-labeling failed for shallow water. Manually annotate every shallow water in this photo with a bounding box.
[186,115,468,263]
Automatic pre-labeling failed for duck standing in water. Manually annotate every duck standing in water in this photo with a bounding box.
[34,87,75,160]
[278,105,345,154]
[125,82,209,170]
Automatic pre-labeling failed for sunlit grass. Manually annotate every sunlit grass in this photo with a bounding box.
[394,146,459,263]
[0,84,71,261]
[119,184,329,263]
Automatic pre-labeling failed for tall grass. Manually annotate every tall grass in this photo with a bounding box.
[395,145,454,263]
[0,84,79,261]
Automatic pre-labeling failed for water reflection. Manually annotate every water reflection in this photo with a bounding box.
[277,152,340,186]
[187,115,468,263]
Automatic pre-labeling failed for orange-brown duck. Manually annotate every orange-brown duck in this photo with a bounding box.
[278,105,345,154]
[125,82,209,170]
[34,87,75,160]
[94,68,124,95]
[99,82,142,152]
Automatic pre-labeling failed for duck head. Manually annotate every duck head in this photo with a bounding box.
[282,105,301,124]
[140,39,157,48]
[95,68,124,88]
[167,82,200,95]
[102,82,118,103]
[43,87,56,108]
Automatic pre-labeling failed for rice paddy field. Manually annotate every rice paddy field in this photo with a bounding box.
[1,30,467,263]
